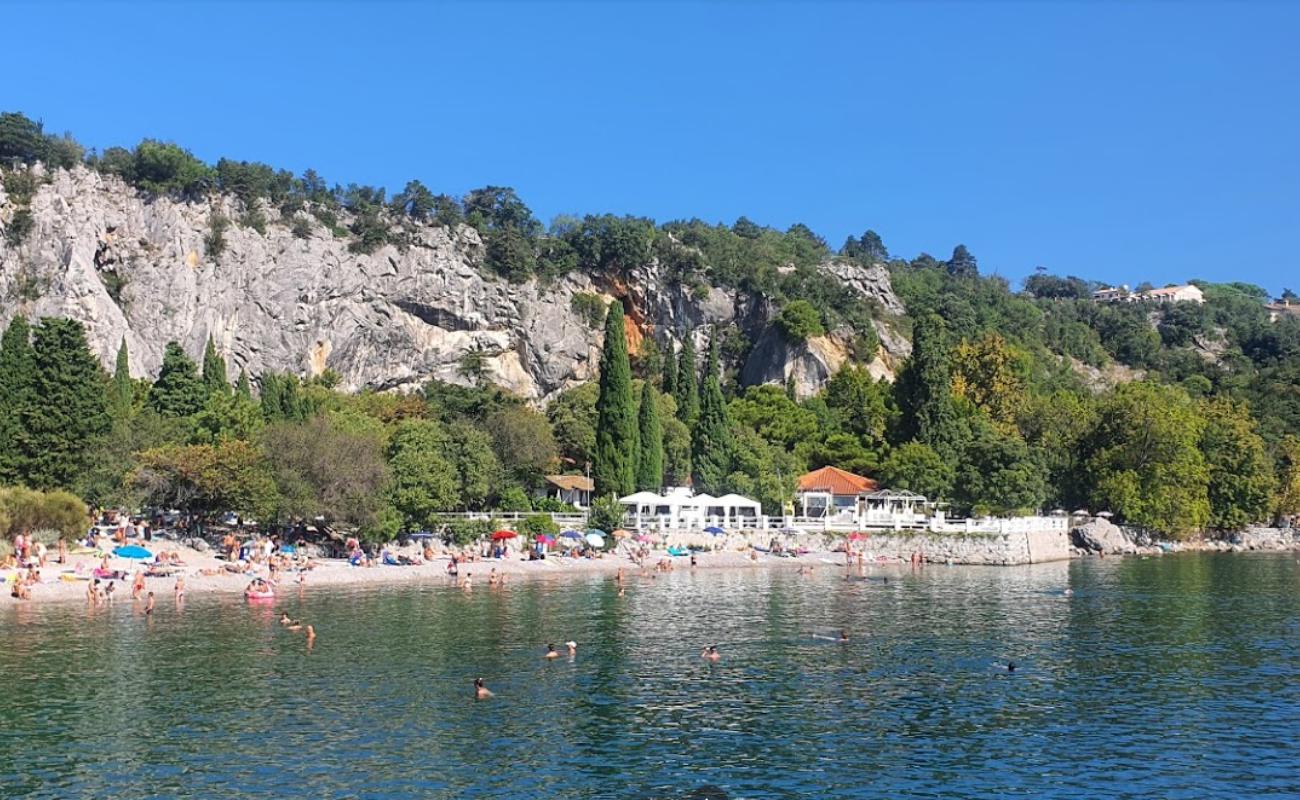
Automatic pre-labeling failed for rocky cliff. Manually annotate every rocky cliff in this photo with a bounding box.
[0,166,907,401]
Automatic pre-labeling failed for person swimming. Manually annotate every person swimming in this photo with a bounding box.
[545,643,560,659]
[279,611,293,626]
[474,677,493,699]
[701,645,720,661]
[566,641,577,655]
[305,625,316,642]
[144,592,155,615]
[839,629,849,642]
[1005,661,1016,672]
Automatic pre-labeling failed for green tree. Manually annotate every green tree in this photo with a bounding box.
[129,139,213,198]
[775,300,825,342]
[108,337,134,422]
[636,382,664,490]
[880,442,953,501]
[675,334,699,426]
[131,439,278,520]
[150,342,206,417]
[1275,435,1300,521]
[488,406,557,489]
[387,420,459,531]
[236,369,252,399]
[692,330,733,493]
[593,302,637,497]
[898,314,963,460]
[547,381,598,468]
[190,390,264,444]
[0,316,36,484]
[822,364,892,450]
[955,421,1047,515]
[262,415,391,531]
[24,318,109,490]
[1198,398,1276,530]
[202,336,229,396]
[661,341,678,395]
[1083,382,1210,537]
[441,420,499,510]
[950,332,1028,431]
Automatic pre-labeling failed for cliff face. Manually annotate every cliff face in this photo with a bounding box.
[0,167,907,400]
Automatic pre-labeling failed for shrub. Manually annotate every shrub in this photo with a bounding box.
[588,494,625,532]
[570,292,607,328]
[204,211,230,259]
[495,486,532,512]
[442,518,492,546]
[776,300,825,342]
[520,514,559,538]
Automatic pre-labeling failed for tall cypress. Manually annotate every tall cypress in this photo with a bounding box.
[108,337,134,422]
[593,302,637,498]
[202,335,229,396]
[236,369,252,399]
[636,381,664,491]
[675,333,699,426]
[662,340,677,397]
[907,313,962,460]
[260,372,285,421]
[24,318,109,490]
[0,316,36,484]
[149,341,206,417]
[691,329,732,493]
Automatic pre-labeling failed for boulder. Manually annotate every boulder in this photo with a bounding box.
[1070,518,1139,554]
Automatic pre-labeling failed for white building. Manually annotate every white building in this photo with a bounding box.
[1093,283,1204,305]
[618,487,762,530]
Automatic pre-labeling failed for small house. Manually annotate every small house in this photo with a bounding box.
[538,475,593,509]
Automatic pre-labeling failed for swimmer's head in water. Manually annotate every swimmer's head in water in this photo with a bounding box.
[474,678,485,688]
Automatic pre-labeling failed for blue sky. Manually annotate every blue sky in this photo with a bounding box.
[4,2,1298,293]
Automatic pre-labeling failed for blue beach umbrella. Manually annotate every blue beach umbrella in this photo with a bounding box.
[559,530,584,540]
[113,545,153,560]
[704,526,726,535]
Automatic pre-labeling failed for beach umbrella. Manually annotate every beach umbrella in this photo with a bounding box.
[279,544,297,555]
[113,545,152,560]
[634,533,653,543]
[491,530,518,541]
[1096,511,1114,519]
[703,526,726,535]
[585,528,607,537]
[780,526,805,535]
[585,532,605,548]
[1072,509,1090,516]
[612,529,631,539]
[407,531,436,540]
[848,532,867,542]
[534,533,556,544]
[559,530,583,540]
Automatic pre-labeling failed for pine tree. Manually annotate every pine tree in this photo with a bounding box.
[108,337,134,422]
[260,372,285,421]
[23,318,109,489]
[236,369,252,399]
[691,329,732,493]
[593,302,637,497]
[202,335,229,396]
[906,314,962,460]
[662,340,677,396]
[636,381,664,491]
[0,316,37,484]
[149,341,206,417]
[675,333,699,426]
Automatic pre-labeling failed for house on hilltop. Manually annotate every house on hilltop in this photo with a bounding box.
[1092,283,1204,305]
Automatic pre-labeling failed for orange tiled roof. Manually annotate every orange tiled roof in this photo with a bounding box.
[796,466,879,496]
[545,475,594,492]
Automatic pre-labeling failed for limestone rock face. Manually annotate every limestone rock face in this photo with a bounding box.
[0,166,909,402]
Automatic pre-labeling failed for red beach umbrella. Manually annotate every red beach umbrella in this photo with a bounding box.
[491,530,518,541]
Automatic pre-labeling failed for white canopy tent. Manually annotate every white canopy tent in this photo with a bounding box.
[618,489,763,530]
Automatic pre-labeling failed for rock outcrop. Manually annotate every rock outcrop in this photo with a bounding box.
[0,166,908,401]
[1071,518,1139,554]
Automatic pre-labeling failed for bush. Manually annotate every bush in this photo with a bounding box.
[776,300,825,342]
[442,518,492,546]
[570,292,607,328]
[520,514,559,538]
[588,494,625,532]
[495,486,532,512]
[238,200,267,235]
[0,487,89,541]
[533,496,577,513]
[290,215,313,239]
[205,211,230,259]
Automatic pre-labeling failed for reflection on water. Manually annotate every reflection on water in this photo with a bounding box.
[2,554,1297,799]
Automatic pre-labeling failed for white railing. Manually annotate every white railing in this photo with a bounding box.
[425,511,589,529]
[619,512,1068,535]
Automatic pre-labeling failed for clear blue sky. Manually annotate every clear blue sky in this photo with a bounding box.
[5,1,1298,292]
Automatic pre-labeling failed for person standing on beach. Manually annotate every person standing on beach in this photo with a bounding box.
[132,570,146,600]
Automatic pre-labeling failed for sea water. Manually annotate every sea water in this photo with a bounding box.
[1,553,1297,799]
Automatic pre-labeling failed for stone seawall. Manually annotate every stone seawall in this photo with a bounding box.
[654,528,1072,566]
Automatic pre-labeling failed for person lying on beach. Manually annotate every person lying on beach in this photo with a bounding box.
[701,646,720,661]
[545,643,560,659]
[474,677,493,699]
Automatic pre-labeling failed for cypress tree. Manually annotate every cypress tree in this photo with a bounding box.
[691,329,732,493]
[23,318,109,489]
[149,341,206,417]
[675,333,699,426]
[236,369,252,399]
[908,314,962,460]
[202,335,229,396]
[662,340,677,397]
[281,374,303,421]
[0,316,36,484]
[108,337,134,422]
[260,372,285,421]
[593,302,637,497]
[636,381,664,491]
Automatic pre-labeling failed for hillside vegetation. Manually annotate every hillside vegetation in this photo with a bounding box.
[2,111,1299,539]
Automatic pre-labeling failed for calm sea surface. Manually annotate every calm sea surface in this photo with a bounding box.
[1,553,1297,799]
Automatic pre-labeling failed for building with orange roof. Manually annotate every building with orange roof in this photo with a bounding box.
[795,465,932,524]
